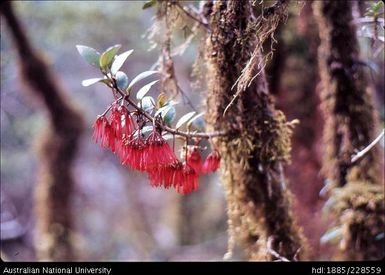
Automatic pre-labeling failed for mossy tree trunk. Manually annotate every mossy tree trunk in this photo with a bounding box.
[1,2,83,261]
[314,0,384,260]
[205,0,306,261]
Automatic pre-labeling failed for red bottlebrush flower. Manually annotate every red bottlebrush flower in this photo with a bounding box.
[148,161,183,189]
[92,116,108,144]
[202,150,221,173]
[147,159,199,194]
[145,130,178,170]
[101,123,116,152]
[122,135,148,171]
[174,163,199,194]
[120,106,135,138]
[92,116,116,151]
[115,137,130,163]
[109,106,135,140]
[186,146,203,175]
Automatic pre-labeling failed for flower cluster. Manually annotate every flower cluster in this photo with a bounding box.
[92,103,221,194]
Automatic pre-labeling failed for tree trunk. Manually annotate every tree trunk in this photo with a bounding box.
[205,0,306,261]
[267,1,326,259]
[314,0,384,260]
[1,2,83,261]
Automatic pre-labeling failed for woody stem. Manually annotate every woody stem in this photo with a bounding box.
[111,83,226,139]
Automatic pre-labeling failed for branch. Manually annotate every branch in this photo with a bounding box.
[351,129,384,163]
[175,2,210,31]
[111,81,225,140]
[267,236,290,262]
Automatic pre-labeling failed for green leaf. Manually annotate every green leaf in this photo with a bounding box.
[76,45,100,68]
[115,71,129,90]
[141,125,154,134]
[128,70,159,89]
[187,113,205,131]
[157,93,167,108]
[136,80,159,100]
[371,1,384,13]
[375,233,384,241]
[154,104,176,125]
[133,126,153,138]
[187,113,205,130]
[99,44,121,69]
[81,77,106,87]
[111,49,134,75]
[162,133,174,141]
[163,105,176,126]
[320,227,343,244]
[176,111,196,130]
[140,96,156,114]
[143,0,156,10]
[154,104,171,117]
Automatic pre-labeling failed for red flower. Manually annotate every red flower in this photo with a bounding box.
[122,135,148,171]
[148,161,183,189]
[186,146,203,174]
[92,116,108,144]
[101,123,116,152]
[145,130,178,170]
[148,161,199,194]
[109,106,135,140]
[202,150,221,173]
[174,163,199,194]
[115,137,130,163]
[120,106,135,138]
[92,116,116,151]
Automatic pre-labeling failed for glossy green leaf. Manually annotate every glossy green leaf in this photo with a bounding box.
[370,1,384,13]
[111,49,134,75]
[320,227,343,244]
[375,233,384,241]
[143,0,156,9]
[81,77,106,87]
[76,45,100,68]
[140,96,156,114]
[163,105,176,126]
[128,70,159,89]
[157,93,167,108]
[176,111,196,130]
[115,71,129,90]
[99,44,121,69]
[187,113,205,131]
[154,104,176,125]
[162,133,174,141]
[136,80,159,100]
[154,104,171,117]
[133,126,153,138]
[141,125,154,134]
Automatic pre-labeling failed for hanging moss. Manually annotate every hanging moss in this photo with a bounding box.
[327,182,384,260]
[205,0,306,260]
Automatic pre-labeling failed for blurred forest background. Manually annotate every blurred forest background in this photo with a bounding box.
[1,1,384,261]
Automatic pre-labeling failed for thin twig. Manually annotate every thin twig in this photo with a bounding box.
[267,236,290,262]
[175,82,197,112]
[175,2,210,31]
[351,129,384,163]
[111,82,225,139]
